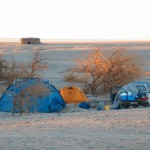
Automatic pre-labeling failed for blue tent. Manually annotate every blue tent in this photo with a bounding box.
[0,78,66,113]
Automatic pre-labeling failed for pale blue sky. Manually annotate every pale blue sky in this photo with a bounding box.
[0,0,150,40]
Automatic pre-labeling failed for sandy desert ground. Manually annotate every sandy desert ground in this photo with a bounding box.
[0,107,150,150]
[0,41,150,150]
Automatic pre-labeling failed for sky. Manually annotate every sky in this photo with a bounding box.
[0,0,150,40]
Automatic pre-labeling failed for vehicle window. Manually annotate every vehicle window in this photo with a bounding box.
[135,85,147,91]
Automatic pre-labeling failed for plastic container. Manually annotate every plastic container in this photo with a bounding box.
[120,93,127,101]
[127,95,136,101]
[97,101,105,110]
[104,105,110,110]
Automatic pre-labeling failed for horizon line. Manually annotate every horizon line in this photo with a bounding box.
[0,38,150,43]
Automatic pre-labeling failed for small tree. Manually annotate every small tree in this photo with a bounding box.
[12,81,49,115]
[0,49,49,115]
[66,48,142,95]
[30,48,48,77]
[0,48,48,86]
[102,49,142,92]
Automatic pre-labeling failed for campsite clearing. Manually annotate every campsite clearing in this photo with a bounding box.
[0,107,150,150]
[0,41,150,150]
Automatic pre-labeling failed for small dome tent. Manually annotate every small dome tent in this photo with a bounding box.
[60,86,89,104]
[0,79,65,113]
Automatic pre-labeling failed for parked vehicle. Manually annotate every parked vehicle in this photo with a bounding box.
[110,81,150,109]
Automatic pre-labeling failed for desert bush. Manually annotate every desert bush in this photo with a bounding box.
[12,81,49,115]
[67,48,142,95]
[0,49,48,115]
[30,48,48,77]
[64,73,85,83]
[0,48,48,86]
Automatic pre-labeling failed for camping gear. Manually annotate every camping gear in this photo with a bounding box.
[110,81,150,109]
[104,105,110,110]
[127,91,136,101]
[48,84,66,113]
[79,102,90,109]
[97,101,105,110]
[119,92,128,101]
[0,78,66,113]
[60,86,89,104]
[119,92,136,102]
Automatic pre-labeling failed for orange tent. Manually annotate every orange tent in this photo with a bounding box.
[60,86,89,104]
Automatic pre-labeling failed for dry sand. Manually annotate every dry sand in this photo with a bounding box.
[0,107,150,150]
[0,42,150,150]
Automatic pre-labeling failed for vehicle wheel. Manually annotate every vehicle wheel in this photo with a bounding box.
[120,104,129,109]
[116,104,121,109]
[133,105,138,108]
[143,102,150,107]
[124,105,129,109]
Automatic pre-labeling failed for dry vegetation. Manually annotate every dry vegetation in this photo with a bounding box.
[0,48,47,87]
[64,73,85,83]
[0,48,49,114]
[65,48,142,95]
[12,81,49,115]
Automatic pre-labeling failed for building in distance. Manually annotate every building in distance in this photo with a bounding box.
[20,37,41,44]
